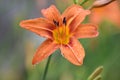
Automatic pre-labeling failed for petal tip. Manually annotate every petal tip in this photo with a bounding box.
[19,20,27,28]
[32,57,36,65]
[73,60,84,66]
[19,21,24,27]
[41,5,56,13]
[32,57,39,65]
[32,62,35,65]
[96,31,99,37]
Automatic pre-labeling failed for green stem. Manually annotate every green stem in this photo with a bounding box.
[73,0,78,4]
[80,0,89,5]
[42,55,52,80]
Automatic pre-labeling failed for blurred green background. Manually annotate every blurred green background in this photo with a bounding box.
[0,0,120,80]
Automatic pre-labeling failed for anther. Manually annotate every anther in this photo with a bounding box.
[53,19,59,26]
[63,17,67,25]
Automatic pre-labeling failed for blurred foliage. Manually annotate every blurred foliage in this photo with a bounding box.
[0,0,120,80]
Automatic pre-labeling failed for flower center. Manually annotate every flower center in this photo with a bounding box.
[53,17,71,45]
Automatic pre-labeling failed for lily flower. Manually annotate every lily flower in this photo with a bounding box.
[20,5,98,65]
[90,1,120,26]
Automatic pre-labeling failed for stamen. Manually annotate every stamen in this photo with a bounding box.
[57,22,59,26]
[53,19,59,26]
[63,17,67,25]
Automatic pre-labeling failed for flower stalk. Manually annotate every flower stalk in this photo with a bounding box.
[80,0,89,5]
[42,55,52,80]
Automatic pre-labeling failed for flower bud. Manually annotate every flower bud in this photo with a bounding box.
[93,0,115,7]
[88,66,103,80]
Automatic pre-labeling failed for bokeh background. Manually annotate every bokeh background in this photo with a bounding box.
[0,0,120,80]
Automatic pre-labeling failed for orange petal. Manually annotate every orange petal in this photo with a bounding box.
[106,1,120,26]
[69,10,90,32]
[20,18,55,39]
[74,24,99,39]
[62,5,90,31]
[60,37,85,65]
[62,5,83,21]
[32,39,59,65]
[89,8,103,25]
[41,5,62,25]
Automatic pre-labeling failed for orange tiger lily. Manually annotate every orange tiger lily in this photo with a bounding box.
[90,1,120,26]
[20,5,98,65]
